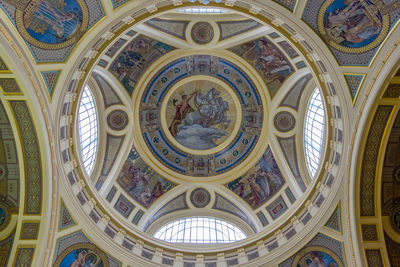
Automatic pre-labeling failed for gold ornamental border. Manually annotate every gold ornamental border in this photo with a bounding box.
[15,0,89,50]
[53,242,109,267]
[291,246,345,267]
[317,0,390,54]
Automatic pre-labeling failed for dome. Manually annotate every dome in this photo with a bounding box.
[1,0,400,266]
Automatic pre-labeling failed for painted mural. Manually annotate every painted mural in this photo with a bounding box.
[293,248,342,267]
[54,242,110,267]
[117,145,176,208]
[226,146,285,209]
[109,35,175,95]
[229,37,293,98]
[24,0,83,44]
[166,80,236,150]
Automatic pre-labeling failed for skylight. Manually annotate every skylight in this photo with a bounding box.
[304,88,325,178]
[154,217,246,243]
[78,86,98,175]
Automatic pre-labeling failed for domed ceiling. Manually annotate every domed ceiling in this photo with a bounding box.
[67,5,335,250]
[1,0,400,266]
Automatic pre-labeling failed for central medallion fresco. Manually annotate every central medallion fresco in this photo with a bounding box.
[138,55,265,177]
[163,77,239,152]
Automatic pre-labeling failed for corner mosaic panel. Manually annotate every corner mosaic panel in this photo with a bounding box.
[59,201,76,231]
[325,205,341,232]
[10,101,42,215]
[0,56,9,71]
[302,0,400,66]
[365,249,384,267]
[20,221,40,239]
[0,0,104,62]
[279,233,345,267]
[272,0,297,11]
[0,232,14,266]
[41,71,60,96]
[14,247,35,266]
[344,74,364,102]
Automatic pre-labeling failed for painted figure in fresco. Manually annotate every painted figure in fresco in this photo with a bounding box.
[296,251,339,267]
[254,39,292,83]
[227,147,284,208]
[168,87,231,150]
[0,208,5,225]
[169,92,196,137]
[324,0,382,47]
[26,0,83,44]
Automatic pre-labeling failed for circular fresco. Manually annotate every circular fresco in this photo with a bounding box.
[292,246,344,267]
[163,78,239,151]
[107,109,129,131]
[54,242,109,267]
[274,111,295,132]
[190,188,211,208]
[138,55,265,178]
[191,22,214,44]
[318,0,389,53]
[15,0,89,49]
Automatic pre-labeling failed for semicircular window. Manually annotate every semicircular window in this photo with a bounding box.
[78,85,98,175]
[154,217,246,243]
[304,88,325,178]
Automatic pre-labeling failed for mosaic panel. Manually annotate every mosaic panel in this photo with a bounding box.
[280,74,312,111]
[41,70,60,96]
[59,201,76,230]
[114,194,135,218]
[226,146,285,209]
[10,101,42,214]
[54,231,120,266]
[279,233,345,267]
[0,232,14,266]
[365,249,384,267]
[109,35,176,95]
[325,205,341,232]
[361,224,378,241]
[110,0,129,8]
[117,144,176,208]
[361,105,393,216]
[191,22,214,44]
[344,74,364,102]
[0,56,9,71]
[20,221,40,239]
[212,193,256,231]
[272,0,297,11]
[383,84,400,98]
[14,247,35,266]
[145,18,189,40]
[132,209,144,225]
[385,232,400,267]
[217,19,261,41]
[0,0,104,62]
[266,195,287,220]
[0,78,21,93]
[257,211,268,226]
[302,0,400,66]
[229,37,294,98]
[92,73,122,108]
[140,55,263,177]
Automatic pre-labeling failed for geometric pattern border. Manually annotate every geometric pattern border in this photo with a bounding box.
[325,204,341,233]
[344,74,365,104]
[10,101,42,215]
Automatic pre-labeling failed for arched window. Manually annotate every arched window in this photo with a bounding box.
[154,217,246,243]
[78,86,98,175]
[304,88,325,178]
[177,7,229,14]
